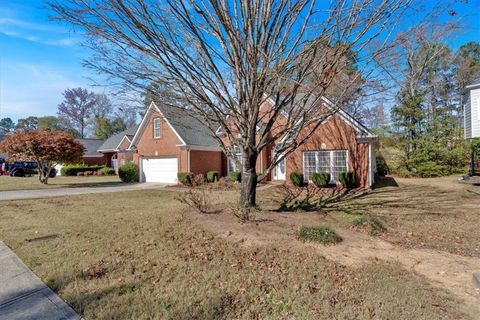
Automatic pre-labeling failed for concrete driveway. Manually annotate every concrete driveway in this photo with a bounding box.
[0,183,167,201]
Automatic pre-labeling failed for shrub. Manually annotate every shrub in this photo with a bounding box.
[229,171,241,182]
[206,171,219,183]
[193,174,205,186]
[297,226,342,244]
[118,162,139,183]
[61,164,105,176]
[338,171,356,189]
[352,215,368,226]
[352,215,386,235]
[175,189,213,213]
[290,172,304,187]
[311,172,330,187]
[177,172,194,186]
[101,167,115,176]
[414,161,450,178]
[228,205,251,223]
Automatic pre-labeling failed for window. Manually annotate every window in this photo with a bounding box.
[153,118,161,138]
[227,146,242,174]
[302,150,348,183]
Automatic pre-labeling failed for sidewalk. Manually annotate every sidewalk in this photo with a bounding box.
[0,241,80,320]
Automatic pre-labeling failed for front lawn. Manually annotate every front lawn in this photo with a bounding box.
[0,175,121,191]
[0,185,470,319]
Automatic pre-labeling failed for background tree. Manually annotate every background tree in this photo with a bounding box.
[93,117,127,139]
[51,0,413,206]
[57,88,97,138]
[0,118,15,134]
[0,129,84,184]
[15,116,38,132]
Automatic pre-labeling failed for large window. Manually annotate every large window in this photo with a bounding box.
[153,118,161,139]
[303,150,348,183]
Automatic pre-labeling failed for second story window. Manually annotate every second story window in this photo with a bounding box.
[153,118,161,139]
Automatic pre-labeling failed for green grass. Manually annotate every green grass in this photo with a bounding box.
[0,175,121,191]
[0,189,464,319]
[297,225,343,244]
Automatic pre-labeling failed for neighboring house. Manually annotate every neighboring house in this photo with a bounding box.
[464,83,480,139]
[127,99,377,187]
[76,139,109,166]
[97,127,138,170]
[128,103,224,183]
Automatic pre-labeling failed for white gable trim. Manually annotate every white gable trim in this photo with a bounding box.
[262,93,376,138]
[115,135,132,151]
[129,102,187,149]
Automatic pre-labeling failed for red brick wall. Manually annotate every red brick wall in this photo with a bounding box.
[189,150,223,174]
[83,155,110,166]
[133,109,188,172]
[286,116,369,188]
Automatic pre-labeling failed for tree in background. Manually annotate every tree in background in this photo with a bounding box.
[0,118,15,134]
[38,116,80,136]
[382,20,477,177]
[57,88,97,138]
[93,117,127,140]
[15,116,38,132]
[0,129,84,184]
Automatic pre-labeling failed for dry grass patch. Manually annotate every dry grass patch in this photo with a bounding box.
[0,175,121,191]
[0,189,466,319]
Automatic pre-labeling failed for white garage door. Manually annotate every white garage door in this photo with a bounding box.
[141,157,178,183]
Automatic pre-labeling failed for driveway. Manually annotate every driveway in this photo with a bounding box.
[0,183,167,201]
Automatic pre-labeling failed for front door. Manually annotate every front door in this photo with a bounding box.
[274,158,286,180]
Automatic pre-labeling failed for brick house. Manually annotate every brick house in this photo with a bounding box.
[97,127,138,171]
[126,99,377,187]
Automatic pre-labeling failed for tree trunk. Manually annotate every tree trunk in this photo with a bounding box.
[240,150,258,207]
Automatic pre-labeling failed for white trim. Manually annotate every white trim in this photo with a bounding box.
[82,155,104,158]
[129,102,187,149]
[302,150,348,184]
[115,135,132,151]
[153,117,161,139]
[97,149,117,153]
[368,143,372,187]
[262,93,376,138]
[176,144,223,151]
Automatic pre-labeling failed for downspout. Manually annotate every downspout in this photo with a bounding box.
[187,148,191,172]
[368,142,372,187]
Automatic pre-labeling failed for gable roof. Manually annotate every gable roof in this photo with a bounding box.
[77,139,105,157]
[98,126,138,152]
[265,93,376,138]
[129,102,219,149]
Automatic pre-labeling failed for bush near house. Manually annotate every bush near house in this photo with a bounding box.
[61,164,105,176]
[338,171,356,189]
[177,172,194,186]
[311,172,330,187]
[229,171,241,182]
[118,162,139,183]
[290,172,304,187]
[101,167,115,176]
[206,171,219,183]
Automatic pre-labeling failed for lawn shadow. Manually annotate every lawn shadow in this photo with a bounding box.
[373,176,399,189]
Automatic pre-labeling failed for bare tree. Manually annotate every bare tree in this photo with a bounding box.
[50,0,413,206]
[57,87,98,138]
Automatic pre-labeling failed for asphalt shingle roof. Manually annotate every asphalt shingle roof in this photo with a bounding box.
[77,139,105,157]
[98,127,138,152]
[156,104,218,147]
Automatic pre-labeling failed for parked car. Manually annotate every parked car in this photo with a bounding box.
[8,161,57,178]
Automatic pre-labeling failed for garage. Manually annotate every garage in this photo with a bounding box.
[141,157,178,183]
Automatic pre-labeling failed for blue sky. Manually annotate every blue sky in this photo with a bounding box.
[0,0,479,122]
